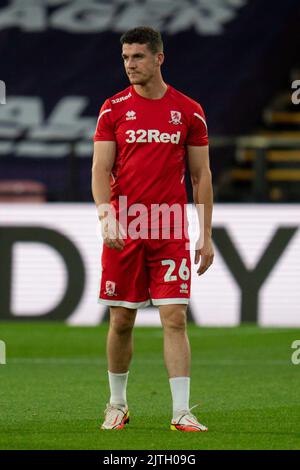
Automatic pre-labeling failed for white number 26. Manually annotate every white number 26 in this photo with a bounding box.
[161,258,190,282]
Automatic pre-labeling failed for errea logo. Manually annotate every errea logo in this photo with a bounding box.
[125,129,181,144]
[180,283,188,294]
[126,110,136,121]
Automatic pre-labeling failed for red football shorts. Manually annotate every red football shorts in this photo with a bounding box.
[98,233,191,308]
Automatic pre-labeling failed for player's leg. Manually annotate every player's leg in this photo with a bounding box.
[147,235,192,381]
[107,306,137,374]
[159,303,190,377]
[99,237,149,429]
[159,304,191,415]
[101,306,136,430]
[147,235,207,431]
[159,303,208,432]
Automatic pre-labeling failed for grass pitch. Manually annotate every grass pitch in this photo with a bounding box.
[0,323,299,450]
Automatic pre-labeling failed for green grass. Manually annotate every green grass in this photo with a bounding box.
[0,323,300,450]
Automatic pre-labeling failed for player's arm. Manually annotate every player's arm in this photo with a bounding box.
[187,145,214,275]
[91,141,125,251]
[92,140,115,208]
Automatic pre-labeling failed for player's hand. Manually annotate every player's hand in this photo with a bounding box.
[100,212,126,251]
[194,237,214,276]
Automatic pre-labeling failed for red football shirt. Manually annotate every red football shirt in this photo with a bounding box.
[94,84,208,230]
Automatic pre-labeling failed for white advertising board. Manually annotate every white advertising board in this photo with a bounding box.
[0,204,299,326]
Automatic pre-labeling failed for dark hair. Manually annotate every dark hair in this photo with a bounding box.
[120,26,163,54]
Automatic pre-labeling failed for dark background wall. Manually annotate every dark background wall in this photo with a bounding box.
[0,0,299,201]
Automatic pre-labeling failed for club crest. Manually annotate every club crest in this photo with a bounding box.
[169,110,182,125]
[105,281,117,296]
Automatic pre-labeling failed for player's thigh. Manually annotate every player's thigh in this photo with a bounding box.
[100,237,149,305]
[146,237,191,304]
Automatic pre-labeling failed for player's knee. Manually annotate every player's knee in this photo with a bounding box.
[110,308,135,335]
[110,317,133,335]
[161,307,187,332]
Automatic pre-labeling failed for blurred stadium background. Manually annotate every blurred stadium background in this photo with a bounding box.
[0,0,300,327]
[1,0,300,452]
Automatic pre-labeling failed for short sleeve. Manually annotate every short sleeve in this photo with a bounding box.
[94,99,116,142]
[186,103,208,146]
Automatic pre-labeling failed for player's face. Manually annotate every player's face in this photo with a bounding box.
[122,43,163,86]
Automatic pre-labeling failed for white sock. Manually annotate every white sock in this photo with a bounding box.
[108,370,129,406]
[169,376,190,419]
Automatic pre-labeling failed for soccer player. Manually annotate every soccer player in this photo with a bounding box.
[92,27,214,432]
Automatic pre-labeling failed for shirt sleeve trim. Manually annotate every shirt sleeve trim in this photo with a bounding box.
[193,112,207,130]
[97,108,112,125]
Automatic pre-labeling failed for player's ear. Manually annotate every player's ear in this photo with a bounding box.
[156,52,164,66]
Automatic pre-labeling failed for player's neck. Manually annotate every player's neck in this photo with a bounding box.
[133,77,168,100]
